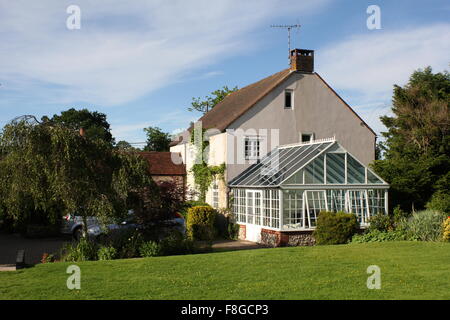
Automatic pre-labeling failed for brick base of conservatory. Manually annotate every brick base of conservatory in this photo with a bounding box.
[260,229,316,247]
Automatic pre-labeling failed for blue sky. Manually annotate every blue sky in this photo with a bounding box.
[0,0,449,145]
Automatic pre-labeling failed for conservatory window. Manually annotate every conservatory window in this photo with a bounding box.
[346,190,369,224]
[326,189,346,212]
[304,190,327,228]
[282,190,304,229]
[263,190,280,228]
[367,170,383,184]
[304,154,324,184]
[326,153,345,184]
[232,189,246,223]
[368,189,385,215]
[347,154,365,183]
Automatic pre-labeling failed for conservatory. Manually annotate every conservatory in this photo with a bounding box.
[228,138,389,245]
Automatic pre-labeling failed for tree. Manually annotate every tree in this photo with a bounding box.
[115,140,140,151]
[143,126,171,152]
[44,108,114,144]
[372,67,450,211]
[188,86,238,114]
[0,119,158,232]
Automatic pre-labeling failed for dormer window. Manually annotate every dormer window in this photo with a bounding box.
[284,89,293,109]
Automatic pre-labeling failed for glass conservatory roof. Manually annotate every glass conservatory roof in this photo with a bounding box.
[228,139,387,187]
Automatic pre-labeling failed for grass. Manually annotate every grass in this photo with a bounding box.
[0,241,449,300]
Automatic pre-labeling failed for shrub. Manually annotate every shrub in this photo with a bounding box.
[61,238,98,262]
[406,210,446,241]
[426,192,450,214]
[97,246,117,260]
[443,217,450,242]
[41,253,55,263]
[118,230,144,259]
[139,241,161,257]
[351,229,407,243]
[179,200,211,219]
[368,213,392,232]
[186,206,217,240]
[160,231,195,256]
[313,211,359,245]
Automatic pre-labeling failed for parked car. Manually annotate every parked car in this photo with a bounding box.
[61,210,186,240]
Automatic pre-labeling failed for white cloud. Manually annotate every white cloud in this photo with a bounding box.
[316,24,450,134]
[0,0,329,106]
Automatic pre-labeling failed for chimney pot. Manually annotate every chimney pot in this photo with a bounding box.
[290,49,314,72]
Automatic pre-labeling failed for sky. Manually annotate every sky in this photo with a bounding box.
[0,0,449,146]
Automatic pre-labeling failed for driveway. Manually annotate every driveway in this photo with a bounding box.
[0,232,68,265]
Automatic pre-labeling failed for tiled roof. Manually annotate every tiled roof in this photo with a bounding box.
[138,152,186,176]
[191,68,292,132]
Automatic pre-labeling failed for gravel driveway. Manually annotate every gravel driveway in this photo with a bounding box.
[0,232,68,265]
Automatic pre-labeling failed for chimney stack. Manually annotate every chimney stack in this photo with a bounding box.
[290,49,314,73]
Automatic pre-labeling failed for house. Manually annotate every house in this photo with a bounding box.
[170,48,388,244]
[139,151,186,190]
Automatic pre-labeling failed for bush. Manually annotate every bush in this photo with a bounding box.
[97,246,117,260]
[351,229,407,243]
[179,201,211,219]
[61,238,98,262]
[186,206,217,240]
[443,217,450,242]
[426,192,450,214]
[139,241,161,257]
[313,211,359,245]
[41,253,55,263]
[160,231,195,256]
[406,210,447,241]
[368,214,392,232]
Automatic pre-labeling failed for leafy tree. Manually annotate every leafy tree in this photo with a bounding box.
[115,140,140,151]
[188,86,238,114]
[372,67,450,212]
[44,108,114,144]
[0,119,158,232]
[143,126,171,152]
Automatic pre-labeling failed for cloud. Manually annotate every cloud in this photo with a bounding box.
[0,0,329,106]
[316,23,450,134]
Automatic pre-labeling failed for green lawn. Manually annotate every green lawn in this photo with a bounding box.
[0,242,449,300]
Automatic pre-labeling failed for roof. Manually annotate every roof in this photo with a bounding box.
[228,139,334,187]
[228,138,388,187]
[191,68,292,132]
[138,152,186,176]
[170,70,376,147]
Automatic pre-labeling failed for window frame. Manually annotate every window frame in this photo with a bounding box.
[244,136,261,160]
[284,89,294,109]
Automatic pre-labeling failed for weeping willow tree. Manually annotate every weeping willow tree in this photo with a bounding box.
[0,117,157,232]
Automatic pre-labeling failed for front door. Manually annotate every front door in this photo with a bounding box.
[246,190,262,225]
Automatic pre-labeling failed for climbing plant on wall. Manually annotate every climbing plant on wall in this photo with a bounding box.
[189,128,225,202]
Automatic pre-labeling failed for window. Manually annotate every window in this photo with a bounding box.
[244,137,260,160]
[284,90,293,109]
[212,180,219,209]
[301,133,313,143]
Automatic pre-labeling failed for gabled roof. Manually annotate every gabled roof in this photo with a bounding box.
[228,139,334,187]
[228,139,387,187]
[192,68,292,132]
[138,152,186,176]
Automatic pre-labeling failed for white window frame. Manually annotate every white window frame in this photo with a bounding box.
[245,190,263,226]
[244,136,261,160]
